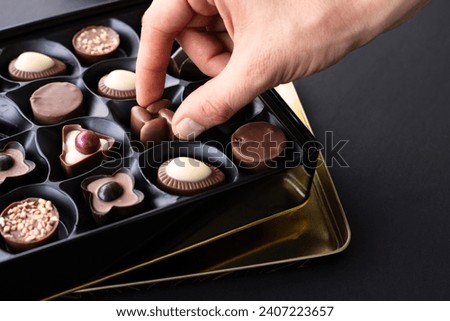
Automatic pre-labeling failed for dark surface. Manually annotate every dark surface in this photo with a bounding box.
[2,0,450,300]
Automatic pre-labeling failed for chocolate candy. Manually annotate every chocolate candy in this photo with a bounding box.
[0,198,59,252]
[75,130,101,155]
[82,169,144,225]
[0,154,14,171]
[130,99,174,145]
[8,51,67,81]
[29,82,83,125]
[157,157,225,196]
[97,69,136,99]
[60,124,115,177]
[97,181,124,202]
[231,121,286,172]
[0,142,35,184]
[72,25,120,63]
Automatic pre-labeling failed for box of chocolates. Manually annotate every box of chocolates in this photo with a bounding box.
[0,2,320,299]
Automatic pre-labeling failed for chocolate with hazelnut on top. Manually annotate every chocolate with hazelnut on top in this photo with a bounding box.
[0,198,59,252]
[0,142,35,184]
[60,124,115,177]
[81,169,144,225]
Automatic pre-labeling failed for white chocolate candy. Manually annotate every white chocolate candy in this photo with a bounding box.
[166,157,212,182]
[104,69,136,91]
[14,51,55,72]
[64,130,108,165]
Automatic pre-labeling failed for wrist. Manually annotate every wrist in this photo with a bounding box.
[350,0,430,47]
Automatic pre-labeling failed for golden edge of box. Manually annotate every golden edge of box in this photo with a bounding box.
[47,83,351,300]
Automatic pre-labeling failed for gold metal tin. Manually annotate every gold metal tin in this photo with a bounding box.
[52,83,350,299]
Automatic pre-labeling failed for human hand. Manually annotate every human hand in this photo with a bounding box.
[136,0,429,140]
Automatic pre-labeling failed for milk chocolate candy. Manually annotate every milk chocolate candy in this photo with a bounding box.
[130,99,174,145]
[0,198,59,252]
[8,51,67,81]
[157,157,225,196]
[81,169,144,225]
[98,69,136,99]
[60,124,115,177]
[29,82,83,125]
[0,142,35,184]
[72,25,120,63]
[231,121,286,172]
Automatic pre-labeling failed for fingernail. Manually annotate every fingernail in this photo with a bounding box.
[175,118,206,140]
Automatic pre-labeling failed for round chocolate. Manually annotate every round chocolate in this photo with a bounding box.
[72,25,120,63]
[0,154,15,171]
[0,197,59,252]
[75,130,101,155]
[29,82,83,125]
[97,181,124,202]
[157,157,225,196]
[231,121,286,172]
[8,51,67,81]
[98,69,136,99]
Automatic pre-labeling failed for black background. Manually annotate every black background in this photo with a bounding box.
[1,0,449,300]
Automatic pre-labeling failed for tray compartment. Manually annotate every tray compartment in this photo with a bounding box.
[0,183,78,254]
[0,131,48,194]
[0,39,81,82]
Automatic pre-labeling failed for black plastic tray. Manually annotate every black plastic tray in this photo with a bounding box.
[0,1,317,299]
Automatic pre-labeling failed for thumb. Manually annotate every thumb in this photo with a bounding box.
[171,57,270,140]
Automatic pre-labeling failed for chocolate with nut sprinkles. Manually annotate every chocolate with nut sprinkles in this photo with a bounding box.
[0,198,59,252]
[157,157,225,196]
[72,25,120,63]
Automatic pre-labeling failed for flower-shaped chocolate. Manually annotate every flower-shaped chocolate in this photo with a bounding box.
[81,168,144,225]
[0,141,35,184]
[130,99,175,145]
[60,124,115,177]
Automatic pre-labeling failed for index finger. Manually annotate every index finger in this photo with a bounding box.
[136,0,194,106]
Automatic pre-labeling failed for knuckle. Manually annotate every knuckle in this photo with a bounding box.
[200,98,235,124]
